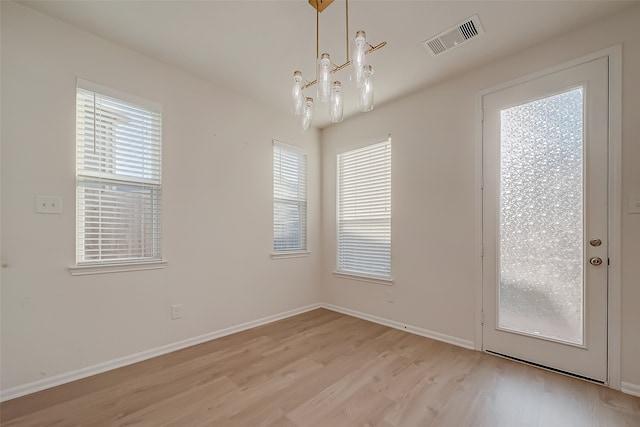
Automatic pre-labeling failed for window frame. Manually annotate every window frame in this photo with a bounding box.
[272,140,309,259]
[335,138,392,284]
[70,79,165,275]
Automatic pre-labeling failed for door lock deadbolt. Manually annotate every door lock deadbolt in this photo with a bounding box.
[589,238,602,247]
[589,257,603,266]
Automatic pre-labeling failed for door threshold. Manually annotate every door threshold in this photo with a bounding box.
[485,350,606,385]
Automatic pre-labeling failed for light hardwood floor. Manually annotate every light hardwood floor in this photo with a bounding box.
[2,308,639,426]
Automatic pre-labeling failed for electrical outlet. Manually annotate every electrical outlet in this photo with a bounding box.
[35,195,62,214]
[171,304,182,320]
[629,195,640,214]
[386,289,394,303]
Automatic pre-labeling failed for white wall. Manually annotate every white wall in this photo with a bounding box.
[321,5,640,387]
[0,1,321,393]
[2,0,639,398]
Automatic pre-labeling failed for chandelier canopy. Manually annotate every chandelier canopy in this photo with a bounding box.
[291,0,387,130]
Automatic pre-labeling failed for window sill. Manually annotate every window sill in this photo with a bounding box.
[271,251,311,260]
[333,271,394,286]
[69,260,168,276]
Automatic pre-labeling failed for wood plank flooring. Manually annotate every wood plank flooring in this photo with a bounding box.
[2,308,639,426]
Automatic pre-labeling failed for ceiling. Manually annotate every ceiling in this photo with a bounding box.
[19,0,637,128]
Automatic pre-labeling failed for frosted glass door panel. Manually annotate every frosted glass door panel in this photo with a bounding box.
[499,88,584,345]
[483,56,608,381]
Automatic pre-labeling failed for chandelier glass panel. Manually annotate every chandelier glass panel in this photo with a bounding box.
[291,0,386,130]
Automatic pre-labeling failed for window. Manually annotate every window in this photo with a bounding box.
[75,79,162,266]
[337,138,392,280]
[273,141,307,255]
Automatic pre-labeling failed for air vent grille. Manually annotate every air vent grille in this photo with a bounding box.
[423,14,484,56]
[459,20,479,40]
[426,38,446,55]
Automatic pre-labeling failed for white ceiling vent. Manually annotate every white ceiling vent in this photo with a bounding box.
[423,15,484,56]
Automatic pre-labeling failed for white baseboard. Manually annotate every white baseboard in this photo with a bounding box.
[0,303,321,402]
[323,304,640,398]
[7,301,633,403]
[621,382,640,397]
[320,303,476,350]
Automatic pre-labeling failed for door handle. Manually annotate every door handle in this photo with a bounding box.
[589,257,603,266]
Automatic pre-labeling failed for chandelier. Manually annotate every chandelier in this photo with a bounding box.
[291,0,387,130]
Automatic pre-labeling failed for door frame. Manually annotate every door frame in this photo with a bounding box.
[474,45,622,389]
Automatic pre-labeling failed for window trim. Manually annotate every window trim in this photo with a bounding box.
[69,260,167,276]
[74,78,164,270]
[336,137,392,281]
[332,270,393,286]
[272,139,308,257]
[271,251,311,260]
[77,78,162,112]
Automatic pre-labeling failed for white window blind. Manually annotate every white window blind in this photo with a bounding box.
[273,141,307,253]
[76,80,162,265]
[337,139,391,279]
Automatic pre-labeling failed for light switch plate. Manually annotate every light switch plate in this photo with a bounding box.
[35,195,62,214]
[629,195,640,214]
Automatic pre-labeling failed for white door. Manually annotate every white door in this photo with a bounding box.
[482,57,609,382]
